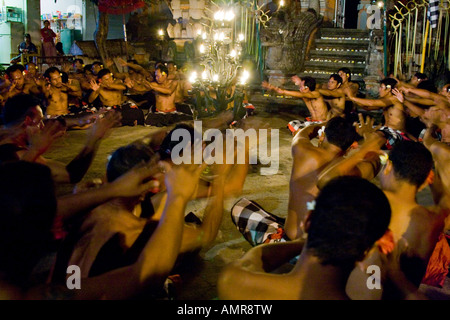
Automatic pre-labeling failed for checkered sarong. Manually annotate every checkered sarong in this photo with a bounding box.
[377,126,410,150]
[428,0,440,29]
[231,198,288,246]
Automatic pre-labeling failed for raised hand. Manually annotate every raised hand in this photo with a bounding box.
[86,110,122,143]
[354,113,381,140]
[160,160,208,200]
[90,79,100,91]
[392,88,404,103]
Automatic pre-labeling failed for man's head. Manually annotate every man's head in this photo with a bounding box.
[107,143,155,183]
[305,176,391,270]
[323,117,359,151]
[380,140,433,191]
[73,58,84,71]
[43,20,50,28]
[97,68,113,85]
[338,67,352,83]
[439,83,450,97]
[0,161,57,287]
[166,61,177,74]
[159,123,202,162]
[6,64,26,89]
[26,62,38,75]
[44,67,63,88]
[155,64,169,84]
[379,78,397,98]
[411,72,428,86]
[91,61,103,75]
[2,93,43,129]
[300,76,316,92]
[24,33,31,43]
[327,74,343,90]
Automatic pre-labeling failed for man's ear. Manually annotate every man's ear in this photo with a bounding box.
[383,159,393,176]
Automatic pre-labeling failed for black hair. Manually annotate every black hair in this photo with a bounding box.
[417,79,437,93]
[92,61,103,67]
[329,73,343,85]
[107,143,155,182]
[0,161,57,288]
[414,72,428,81]
[380,78,398,90]
[389,140,433,188]
[158,123,201,161]
[6,64,25,77]
[61,71,69,83]
[338,67,352,81]
[302,76,316,91]
[156,64,169,76]
[324,117,359,151]
[43,66,60,80]
[84,64,93,73]
[97,68,111,80]
[1,94,41,127]
[306,176,391,270]
[74,58,84,65]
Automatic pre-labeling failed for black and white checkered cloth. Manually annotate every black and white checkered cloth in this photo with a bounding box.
[428,0,440,29]
[231,198,288,246]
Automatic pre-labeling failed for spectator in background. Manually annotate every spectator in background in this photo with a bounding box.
[40,20,57,65]
[10,33,38,64]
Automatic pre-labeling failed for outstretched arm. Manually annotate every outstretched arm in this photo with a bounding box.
[217,239,305,300]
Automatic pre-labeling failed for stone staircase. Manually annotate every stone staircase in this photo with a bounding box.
[298,28,371,86]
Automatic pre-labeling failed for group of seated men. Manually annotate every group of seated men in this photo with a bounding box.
[0,57,194,128]
[0,59,449,300]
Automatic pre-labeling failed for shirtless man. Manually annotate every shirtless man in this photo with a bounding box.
[219,176,391,300]
[396,83,450,143]
[1,64,40,104]
[262,76,329,122]
[231,117,360,245]
[1,93,121,184]
[88,68,127,108]
[324,139,449,299]
[42,67,82,117]
[345,78,410,149]
[338,67,360,96]
[145,64,178,113]
[318,74,346,118]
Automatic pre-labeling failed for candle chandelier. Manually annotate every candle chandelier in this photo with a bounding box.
[189,2,250,120]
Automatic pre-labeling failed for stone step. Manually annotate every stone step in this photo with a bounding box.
[318,28,371,38]
[309,49,368,59]
[297,72,365,82]
[304,60,366,70]
[314,38,371,47]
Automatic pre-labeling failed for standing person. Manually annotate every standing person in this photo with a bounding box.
[40,20,57,65]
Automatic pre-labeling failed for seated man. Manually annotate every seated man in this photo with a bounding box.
[262,76,329,123]
[218,176,392,300]
[318,74,347,118]
[0,93,121,184]
[144,64,193,127]
[0,158,206,299]
[89,68,144,126]
[42,67,83,118]
[1,64,41,104]
[231,117,361,244]
[344,78,411,149]
[60,139,236,283]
